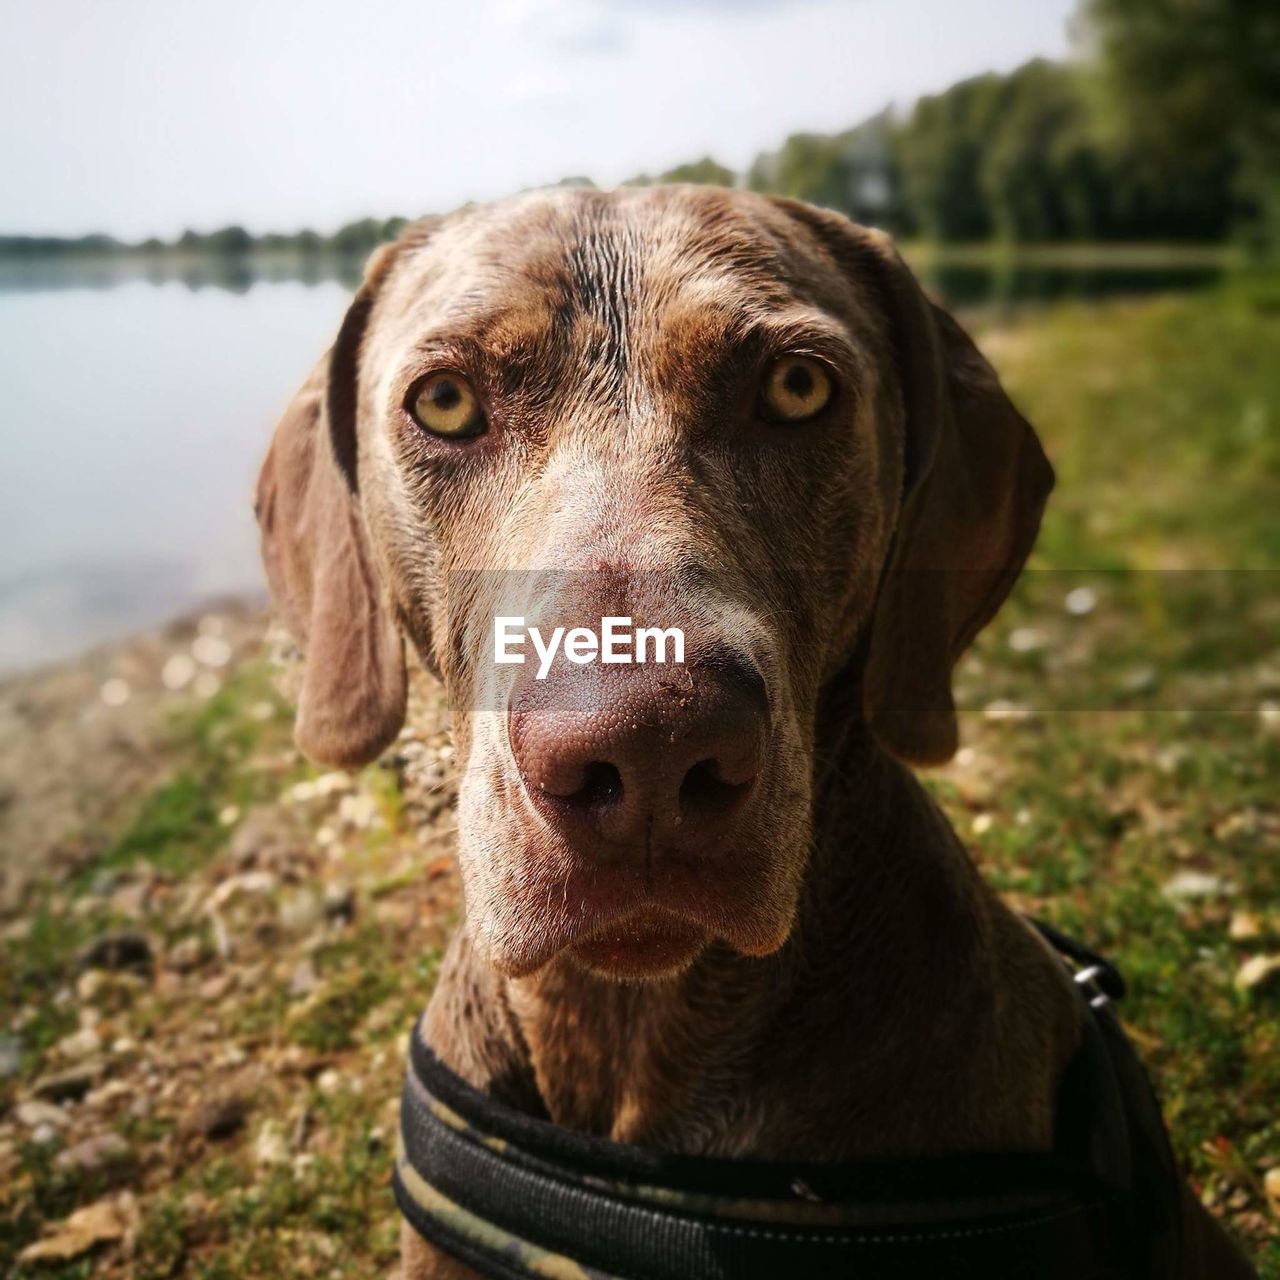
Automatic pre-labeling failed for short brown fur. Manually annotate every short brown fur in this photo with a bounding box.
[255,186,1254,1278]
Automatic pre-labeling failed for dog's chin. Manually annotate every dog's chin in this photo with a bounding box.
[567,908,709,982]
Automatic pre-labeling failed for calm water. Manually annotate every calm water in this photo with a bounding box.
[0,256,1222,673]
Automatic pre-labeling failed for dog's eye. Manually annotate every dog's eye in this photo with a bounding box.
[760,356,833,424]
[409,373,486,438]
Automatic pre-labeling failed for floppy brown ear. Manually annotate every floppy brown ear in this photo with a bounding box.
[254,242,407,768]
[854,230,1054,765]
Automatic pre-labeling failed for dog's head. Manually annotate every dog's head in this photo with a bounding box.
[256,187,1051,981]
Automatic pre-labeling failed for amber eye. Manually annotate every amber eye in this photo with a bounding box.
[760,355,833,423]
[409,373,485,438]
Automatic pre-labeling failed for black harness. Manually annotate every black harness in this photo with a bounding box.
[395,922,1184,1279]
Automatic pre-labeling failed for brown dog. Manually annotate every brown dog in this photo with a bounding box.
[255,186,1254,1278]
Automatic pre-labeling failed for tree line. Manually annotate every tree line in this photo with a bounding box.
[4,0,1273,258]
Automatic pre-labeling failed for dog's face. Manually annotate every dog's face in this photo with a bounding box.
[256,187,1051,982]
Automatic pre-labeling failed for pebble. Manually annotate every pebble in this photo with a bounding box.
[99,678,130,707]
[1234,954,1280,994]
[167,936,203,972]
[1008,627,1047,653]
[17,1100,69,1129]
[33,1062,101,1102]
[1265,1167,1280,1218]
[161,653,196,690]
[1228,911,1263,941]
[192,634,232,668]
[289,958,319,998]
[254,1119,290,1167]
[971,813,994,836]
[54,1132,131,1173]
[1064,586,1097,616]
[56,1027,104,1060]
[208,870,278,910]
[983,699,1033,723]
[338,793,380,830]
[279,888,322,933]
[1162,870,1236,902]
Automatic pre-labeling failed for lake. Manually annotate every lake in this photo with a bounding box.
[0,253,1226,673]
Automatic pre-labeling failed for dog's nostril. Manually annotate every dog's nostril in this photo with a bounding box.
[574,761,623,807]
[678,758,751,822]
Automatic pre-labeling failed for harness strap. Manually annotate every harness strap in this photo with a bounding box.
[395,921,1180,1280]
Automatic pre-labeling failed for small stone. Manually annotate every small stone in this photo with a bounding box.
[971,813,994,836]
[314,771,354,796]
[1162,871,1235,902]
[99,678,130,707]
[1008,626,1047,654]
[161,653,197,690]
[17,1192,137,1264]
[192,634,232,668]
[279,888,322,933]
[983,699,1033,723]
[337,793,379,829]
[1235,954,1280,994]
[85,1080,133,1110]
[33,1062,102,1102]
[167,937,203,972]
[208,870,277,911]
[1259,700,1280,731]
[76,970,107,1001]
[1265,1167,1280,1217]
[289,958,319,998]
[54,1132,131,1173]
[77,930,154,975]
[316,1068,342,1095]
[1229,911,1263,942]
[254,1119,289,1167]
[198,972,234,1001]
[17,1100,69,1129]
[1064,586,1097,617]
[56,1026,104,1060]
[218,804,241,827]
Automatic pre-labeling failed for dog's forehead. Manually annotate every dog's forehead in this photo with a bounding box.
[379,187,851,341]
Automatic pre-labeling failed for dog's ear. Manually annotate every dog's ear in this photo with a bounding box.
[852,228,1053,765]
[254,240,409,768]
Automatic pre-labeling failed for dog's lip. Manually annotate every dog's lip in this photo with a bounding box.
[568,907,708,978]
[481,847,790,979]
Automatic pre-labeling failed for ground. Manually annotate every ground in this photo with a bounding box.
[1,284,1278,1277]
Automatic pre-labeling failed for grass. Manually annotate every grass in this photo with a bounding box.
[1,282,1277,1275]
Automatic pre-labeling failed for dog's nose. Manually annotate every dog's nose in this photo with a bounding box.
[508,656,767,853]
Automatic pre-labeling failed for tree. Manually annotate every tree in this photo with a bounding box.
[1078,0,1279,244]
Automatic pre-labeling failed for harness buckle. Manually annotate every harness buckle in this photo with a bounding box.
[1072,963,1111,1010]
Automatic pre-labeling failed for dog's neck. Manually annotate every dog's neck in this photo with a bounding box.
[425,715,1079,1161]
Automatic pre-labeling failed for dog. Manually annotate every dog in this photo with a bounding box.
[255,186,1255,1278]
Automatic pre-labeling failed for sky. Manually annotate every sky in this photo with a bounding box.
[0,0,1076,240]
